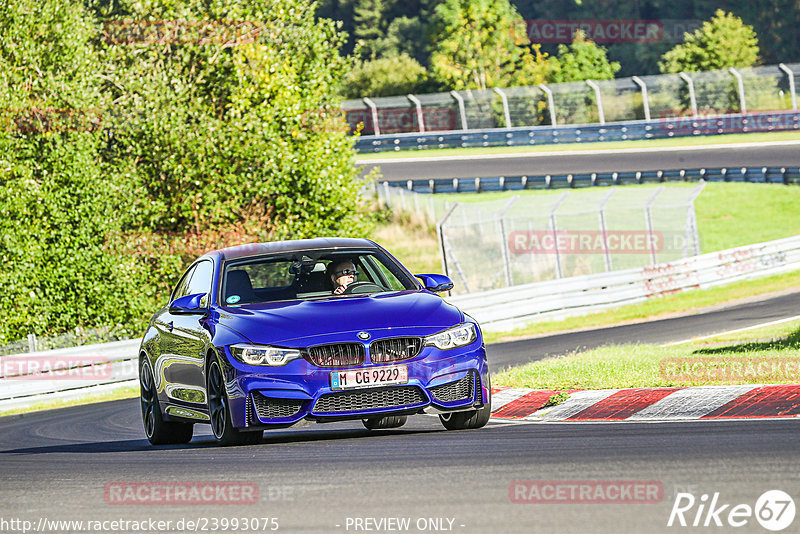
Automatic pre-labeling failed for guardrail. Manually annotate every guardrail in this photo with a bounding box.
[356,110,800,153]
[380,166,800,194]
[0,339,140,412]
[447,234,800,331]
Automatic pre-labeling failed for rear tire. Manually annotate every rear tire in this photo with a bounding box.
[207,359,262,446]
[362,415,407,430]
[140,358,193,445]
[439,375,492,431]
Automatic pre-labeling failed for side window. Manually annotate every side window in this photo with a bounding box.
[171,265,197,302]
[364,255,406,290]
[186,261,213,298]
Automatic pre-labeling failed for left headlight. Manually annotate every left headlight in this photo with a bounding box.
[423,323,477,350]
[230,344,302,366]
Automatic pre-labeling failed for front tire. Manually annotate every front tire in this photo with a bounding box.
[207,360,261,446]
[140,358,193,445]
[439,375,492,431]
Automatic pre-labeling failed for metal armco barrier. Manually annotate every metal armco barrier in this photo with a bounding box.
[447,234,800,331]
[0,339,140,412]
[356,110,800,153]
[383,166,800,194]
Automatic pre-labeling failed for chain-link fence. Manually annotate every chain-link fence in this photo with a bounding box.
[408,184,704,295]
[344,62,800,135]
[0,326,134,356]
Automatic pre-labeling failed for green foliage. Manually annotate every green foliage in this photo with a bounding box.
[547,30,621,83]
[0,0,370,344]
[428,0,550,91]
[659,10,760,74]
[341,54,429,98]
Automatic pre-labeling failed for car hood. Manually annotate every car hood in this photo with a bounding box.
[216,290,464,346]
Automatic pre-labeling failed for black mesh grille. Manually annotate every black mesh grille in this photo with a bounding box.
[306,343,365,367]
[313,386,427,414]
[430,372,474,403]
[252,392,306,419]
[245,393,253,425]
[474,373,483,404]
[370,337,422,363]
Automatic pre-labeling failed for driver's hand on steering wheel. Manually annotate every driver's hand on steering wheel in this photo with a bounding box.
[333,284,346,295]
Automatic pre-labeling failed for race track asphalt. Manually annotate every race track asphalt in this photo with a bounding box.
[1,291,799,533]
[358,142,800,181]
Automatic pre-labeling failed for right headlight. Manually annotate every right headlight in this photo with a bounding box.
[423,323,477,350]
[230,344,302,366]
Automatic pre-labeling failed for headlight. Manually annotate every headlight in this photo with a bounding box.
[230,344,302,366]
[423,323,477,350]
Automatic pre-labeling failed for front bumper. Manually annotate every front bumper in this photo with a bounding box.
[220,343,489,428]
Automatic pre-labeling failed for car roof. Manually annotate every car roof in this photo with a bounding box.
[204,238,380,262]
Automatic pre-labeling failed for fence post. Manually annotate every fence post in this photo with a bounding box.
[493,88,512,128]
[678,72,698,118]
[644,187,664,265]
[549,193,568,278]
[728,67,747,114]
[498,196,519,287]
[598,189,617,272]
[363,97,380,136]
[449,90,469,130]
[631,76,651,121]
[436,203,457,278]
[407,94,425,133]
[27,333,38,353]
[585,80,605,124]
[779,63,798,110]
[539,84,557,126]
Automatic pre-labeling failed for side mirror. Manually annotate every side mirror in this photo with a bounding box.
[415,274,454,293]
[169,293,208,315]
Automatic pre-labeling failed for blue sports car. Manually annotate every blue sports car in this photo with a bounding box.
[139,238,491,445]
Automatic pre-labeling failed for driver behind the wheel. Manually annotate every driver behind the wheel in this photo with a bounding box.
[327,260,358,295]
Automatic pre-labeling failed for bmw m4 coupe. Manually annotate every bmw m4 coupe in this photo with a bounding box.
[139,238,491,445]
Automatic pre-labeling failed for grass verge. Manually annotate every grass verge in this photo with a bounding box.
[492,318,800,389]
[482,269,800,344]
[0,385,139,418]
[356,130,800,161]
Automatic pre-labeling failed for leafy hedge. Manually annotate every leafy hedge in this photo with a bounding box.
[0,0,371,344]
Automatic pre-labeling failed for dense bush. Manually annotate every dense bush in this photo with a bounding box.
[0,0,370,344]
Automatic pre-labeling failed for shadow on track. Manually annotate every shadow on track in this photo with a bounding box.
[0,427,442,455]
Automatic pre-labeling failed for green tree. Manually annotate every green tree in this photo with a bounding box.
[428,0,549,91]
[0,0,151,341]
[353,0,393,59]
[659,9,759,73]
[0,0,372,342]
[341,54,429,98]
[547,30,621,83]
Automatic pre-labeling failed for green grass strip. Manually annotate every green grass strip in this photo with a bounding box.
[492,309,800,389]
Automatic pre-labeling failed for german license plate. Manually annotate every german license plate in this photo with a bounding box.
[330,365,408,390]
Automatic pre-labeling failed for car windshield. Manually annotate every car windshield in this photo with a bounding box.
[221,249,418,305]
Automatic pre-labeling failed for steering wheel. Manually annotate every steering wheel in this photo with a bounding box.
[342,281,383,295]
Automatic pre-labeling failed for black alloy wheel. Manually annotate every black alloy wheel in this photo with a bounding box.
[140,358,193,445]
[207,359,261,446]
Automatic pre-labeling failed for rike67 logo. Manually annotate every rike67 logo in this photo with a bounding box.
[668,490,795,531]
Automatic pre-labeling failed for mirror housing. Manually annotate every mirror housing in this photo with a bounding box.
[415,274,454,293]
[169,293,208,315]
